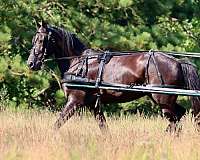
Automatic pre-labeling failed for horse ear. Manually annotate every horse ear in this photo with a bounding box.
[33,18,41,29]
[36,21,41,29]
[41,20,48,28]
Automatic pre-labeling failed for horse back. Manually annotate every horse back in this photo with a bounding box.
[87,52,147,85]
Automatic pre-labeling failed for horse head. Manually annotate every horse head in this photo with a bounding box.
[27,20,52,70]
[27,20,87,76]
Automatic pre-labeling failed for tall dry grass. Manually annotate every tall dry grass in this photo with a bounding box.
[0,110,200,160]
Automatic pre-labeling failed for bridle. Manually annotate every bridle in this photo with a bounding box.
[31,29,52,65]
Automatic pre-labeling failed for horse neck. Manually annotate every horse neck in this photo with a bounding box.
[54,48,70,78]
[50,27,86,77]
[54,45,86,78]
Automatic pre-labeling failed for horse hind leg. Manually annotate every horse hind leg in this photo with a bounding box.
[151,94,186,133]
[161,103,186,133]
[174,103,186,121]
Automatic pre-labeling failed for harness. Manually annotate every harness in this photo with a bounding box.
[63,50,167,109]
[31,29,52,63]
[76,56,89,77]
[63,50,113,109]
[95,51,113,88]
[145,50,164,85]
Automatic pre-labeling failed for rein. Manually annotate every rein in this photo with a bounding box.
[44,50,145,62]
[44,50,200,62]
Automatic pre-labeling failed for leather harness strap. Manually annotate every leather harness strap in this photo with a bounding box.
[145,50,165,85]
[63,51,112,109]
[94,51,111,109]
[95,51,110,88]
[76,56,88,77]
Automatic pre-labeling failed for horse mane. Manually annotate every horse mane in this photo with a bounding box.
[49,26,87,57]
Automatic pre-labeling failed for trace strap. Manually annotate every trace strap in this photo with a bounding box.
[44,50,200,62]
[94,51,110,110]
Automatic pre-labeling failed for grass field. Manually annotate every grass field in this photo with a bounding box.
[0,110,200,160]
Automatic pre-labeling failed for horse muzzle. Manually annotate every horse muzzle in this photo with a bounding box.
[27,60,43,71]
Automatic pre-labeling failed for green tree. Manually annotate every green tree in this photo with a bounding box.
[0,0,199,114]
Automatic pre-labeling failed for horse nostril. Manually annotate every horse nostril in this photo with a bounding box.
[28,61,34,69]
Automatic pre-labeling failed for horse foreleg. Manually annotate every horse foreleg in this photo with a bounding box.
[94,108,109,133]
[54,100,79,130]
[88,102,109,134]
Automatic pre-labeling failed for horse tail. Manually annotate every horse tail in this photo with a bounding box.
[180,61,200,120]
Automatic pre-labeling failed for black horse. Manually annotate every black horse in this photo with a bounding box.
[28,21,200,132]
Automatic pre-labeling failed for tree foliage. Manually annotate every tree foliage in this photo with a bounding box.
[0,0,200,114]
